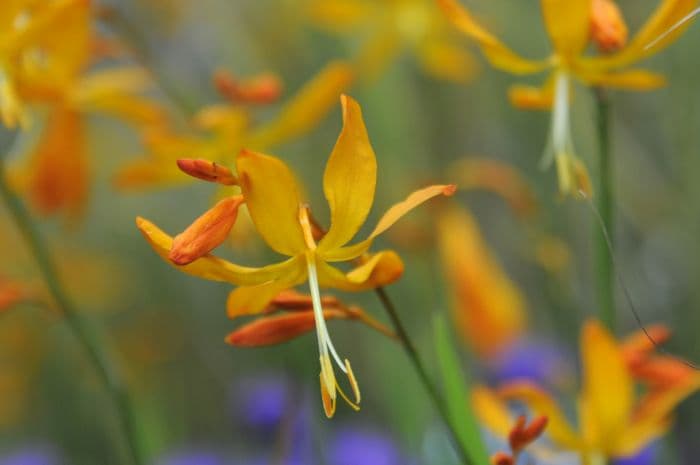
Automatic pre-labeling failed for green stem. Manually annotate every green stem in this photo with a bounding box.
[0,162,145,465]
[594,88,615,332]
[375,287,474,465]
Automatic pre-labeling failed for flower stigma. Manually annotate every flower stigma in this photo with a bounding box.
[299,205,361,418]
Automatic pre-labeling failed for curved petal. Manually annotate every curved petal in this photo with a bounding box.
[321,184,456,262]
[576,68,666,90]
[508,75,556,110]
[136,216,297,286]
[245,61,355,150]
[236,149,307,256]
[438,0,550,75]
[498,381,583,449]
[416,36,479,83]
[580,320,633,451]
[578,0,698,71]
[471,385,515,438]
[541,0,592,60]
[226,261,307,318]
[315,252,404,292]
[318,95,377,252]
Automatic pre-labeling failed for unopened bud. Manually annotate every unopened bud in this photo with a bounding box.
[509,415,549,453]
[490,452,514,465]
[176,158,238,185]
[590,0,628,53]
[169,196,244,265]
[214,69,283,105]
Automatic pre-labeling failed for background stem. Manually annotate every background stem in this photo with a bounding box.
[374,287,474,465]
[594,88,615,333]
[0,162,145,465]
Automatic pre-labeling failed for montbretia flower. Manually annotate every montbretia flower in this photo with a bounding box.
[473,320,700,464]
[137,95,455,417]
[307,0,477,82]
[438,0,698,196]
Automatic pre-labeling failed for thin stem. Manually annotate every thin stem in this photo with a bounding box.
[594,88,615,332]
[374,287,473,465]
[0,162,145,465]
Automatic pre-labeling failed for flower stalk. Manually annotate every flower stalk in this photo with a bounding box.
[0,159,145,465]
[374,287,474,465]
[594,88,615,333]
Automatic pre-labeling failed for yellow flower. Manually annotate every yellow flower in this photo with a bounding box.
[114,62,355,191]
[136,95,455,417]
[473,320,700,463]
[438,0,698,196]
[308,0,477,82]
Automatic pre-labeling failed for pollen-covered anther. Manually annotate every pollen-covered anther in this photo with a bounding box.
[320,372,337,418]
[169,195,245,265]
[213,68,283,105]
[344,359,361,404]
[176,158,238,185]
[590,0,629,53]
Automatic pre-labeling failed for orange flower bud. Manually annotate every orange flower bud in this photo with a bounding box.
[267,289,341,312]
[490,452,514,465]
[169,196,244,265]
[590,0,628,53]
[213,69,283,105]
[509,415,548,453]
[176,159,238,185]
[225,309,347,347]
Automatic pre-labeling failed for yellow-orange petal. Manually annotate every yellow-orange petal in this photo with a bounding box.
[322,184,457,262]
[580,320,633,452]
[508,76,557,110]
[236,149,307,256]
[416,37,479,83]
[226,263,307,318]
[169,196,245,265]
[315,252,404,292]
[471,385,514,438]
[437,206,527,357]
[498,381,582,449]
[246,61,355,150]
[577,68,666,90]
[267,289,341,312]
[318,95,377,252]
[306,0,373,32]
[225,309,348,347]
[541,0,592,61]
[176,158,238,185]
[136,216,296,286]
[437,0,550,75]
[26,106,87,221]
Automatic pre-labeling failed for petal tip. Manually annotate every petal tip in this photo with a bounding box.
[443,184,458,196]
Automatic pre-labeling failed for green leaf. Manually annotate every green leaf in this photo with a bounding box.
[433,314,490,465]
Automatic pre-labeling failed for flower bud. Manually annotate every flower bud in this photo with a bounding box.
[169,196,244,265]
[509,415,548,453]
[590,0,628,53]
[176,158,238,185]
[213,69,283,105]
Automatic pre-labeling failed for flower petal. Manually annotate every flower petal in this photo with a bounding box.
[225,309,348,347]
[315,252,404,291]
[321,184,456,262]
[236,149,307,256]
[541,0,592,60]
[318,95,377,252]
[416,37,479,83]
[437,0,549,75]
[226,263,307,318]
[136,216,296,286]
[577,68,667,90]
[246,61,355,150]
[471,386,515,438]
[580,320,634,452]
[498,381,582,449]
[508,76,557,110]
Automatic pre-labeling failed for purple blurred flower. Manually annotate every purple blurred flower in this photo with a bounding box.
[488,337,573,389]
[0,447,58,465]
[230,376,291,432]
[154,450,224,465]
[328,428,403,465]
[613,444,657,465]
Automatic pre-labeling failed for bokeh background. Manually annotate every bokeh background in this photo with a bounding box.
[1,0,699,464]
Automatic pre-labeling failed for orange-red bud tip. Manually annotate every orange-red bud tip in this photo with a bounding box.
[213,69,283,105]
[169,196,244,265]
[490,452,514,465]
[590,0,628,53]
[509,415,548,452]
[176,159,238,185]
[443,184,458,196]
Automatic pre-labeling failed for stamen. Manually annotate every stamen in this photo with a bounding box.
[345,359,361,404]
[319,372,336,418]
